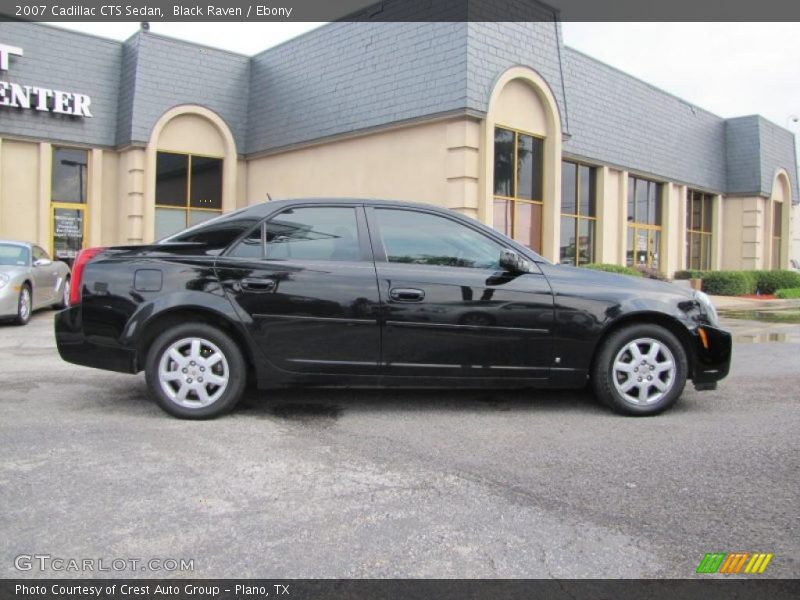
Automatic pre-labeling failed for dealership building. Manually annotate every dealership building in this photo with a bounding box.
[0,18,797,274]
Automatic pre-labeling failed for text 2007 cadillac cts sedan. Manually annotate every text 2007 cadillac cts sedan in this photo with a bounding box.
[55,199,731,419]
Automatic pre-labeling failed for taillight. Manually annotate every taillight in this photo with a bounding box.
[69,247,106,306]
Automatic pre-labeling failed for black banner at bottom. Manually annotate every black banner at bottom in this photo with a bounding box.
[2,579,799,600]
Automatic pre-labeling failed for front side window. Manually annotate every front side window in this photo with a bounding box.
[492,126,545,253]
[626,176,663,269]
[265,207,360,262]
[560,161,597,266]
[686,190,713,270]
[155,152,223,239]
[376,209,501,270]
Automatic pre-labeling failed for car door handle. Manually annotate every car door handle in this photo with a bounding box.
[390,288,425,302]
[240,277,277,292]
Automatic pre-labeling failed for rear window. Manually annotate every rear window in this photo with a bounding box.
[0,244,30,267]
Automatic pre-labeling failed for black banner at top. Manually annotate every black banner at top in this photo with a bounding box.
[1,0,800,22]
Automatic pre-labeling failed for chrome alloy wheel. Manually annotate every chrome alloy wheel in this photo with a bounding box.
[19,287,31,321]
[612,337,676,406]
[62,278,70,307]
[158,337,230,409]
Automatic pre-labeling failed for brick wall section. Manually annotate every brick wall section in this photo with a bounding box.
[0,22,121,147]
[562,47,728,193]
[246,21,468,155]
[124,33,250,151]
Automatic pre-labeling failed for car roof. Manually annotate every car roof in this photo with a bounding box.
[0,240,33,248]
[237,197,454,219]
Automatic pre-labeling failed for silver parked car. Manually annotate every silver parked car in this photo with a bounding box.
[0,241,71,325]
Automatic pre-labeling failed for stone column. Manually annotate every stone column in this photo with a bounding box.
[37,143,52,250]
[445,118,481,221]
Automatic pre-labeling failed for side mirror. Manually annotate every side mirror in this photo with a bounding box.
[499,249,533,274]
[34,258,52,267]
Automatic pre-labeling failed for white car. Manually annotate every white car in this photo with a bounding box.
[0,241,71,325]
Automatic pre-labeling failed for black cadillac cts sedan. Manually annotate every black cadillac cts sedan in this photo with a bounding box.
[55,199,731,419]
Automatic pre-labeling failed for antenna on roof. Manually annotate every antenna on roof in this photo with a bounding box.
[266,192,272,201]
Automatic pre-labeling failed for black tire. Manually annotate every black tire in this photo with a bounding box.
[591,323,688,416]
[14,283,32,326]
[144,323,246,419]
[53,276,70,310]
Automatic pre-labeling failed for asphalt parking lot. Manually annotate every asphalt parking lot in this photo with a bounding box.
[1,310,798,579]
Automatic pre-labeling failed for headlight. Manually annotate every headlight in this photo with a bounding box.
[0,274,8,289]
[694,291,719,327]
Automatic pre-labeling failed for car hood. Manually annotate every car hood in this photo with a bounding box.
[541,264,695,300]
[0,264,28,277]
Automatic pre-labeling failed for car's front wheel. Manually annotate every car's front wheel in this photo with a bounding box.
[591,323,688,416]
[145,323,246,419]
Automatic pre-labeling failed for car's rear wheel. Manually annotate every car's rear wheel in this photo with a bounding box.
[591,323,688,416]
[145,323,246,419]
[53,276,70,310]
[14,284,32,326]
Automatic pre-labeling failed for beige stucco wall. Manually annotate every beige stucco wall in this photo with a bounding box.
[721,196,766,270]
[247,119,455,209]
[0,138,40,244]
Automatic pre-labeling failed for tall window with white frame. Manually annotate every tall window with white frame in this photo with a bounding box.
[772,201,782,269]
[559,161,597,266]
[626,176,663,269]
[686,190,713,271]
[155,151,223,239]
[51,147,89,266]
[492,126,545,254]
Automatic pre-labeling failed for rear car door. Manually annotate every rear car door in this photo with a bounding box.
[367,206,554,380]
[215,203,381,377]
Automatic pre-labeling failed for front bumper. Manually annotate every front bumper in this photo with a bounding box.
[55,305,137,374]
[690,324,732,389]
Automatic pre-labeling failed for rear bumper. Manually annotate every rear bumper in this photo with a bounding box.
[690,324,732,388]
[55,305,137,374]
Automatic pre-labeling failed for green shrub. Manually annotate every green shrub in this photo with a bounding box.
[583,263,643,277]
[700,271,754,296]
[674,270,708,280]
[753,270,800,295]
[775,287,800,299]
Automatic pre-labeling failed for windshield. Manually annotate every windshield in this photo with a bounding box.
[0,244,30,267]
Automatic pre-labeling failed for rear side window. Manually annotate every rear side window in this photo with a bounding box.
[265,207,361,261]
[376,209,501,270]
[228,224,264,259]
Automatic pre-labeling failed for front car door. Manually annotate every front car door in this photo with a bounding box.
[216,203,381,379]
[367,206,554,381]
[30,246,57,307]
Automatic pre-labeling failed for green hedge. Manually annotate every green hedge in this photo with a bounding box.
[673,269,800,296]
[700,271,753,296]
[775,287,800,299]
[755,270,800,294]
[583,263,642,277]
